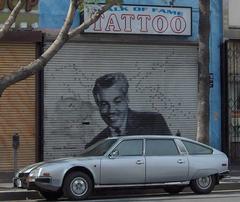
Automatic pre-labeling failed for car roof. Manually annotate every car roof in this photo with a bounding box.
[108,135,179,140]
[106,135,212,149]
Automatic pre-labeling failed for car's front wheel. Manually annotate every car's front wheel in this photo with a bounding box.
[63,171,93,200]
[190,175,216,194]
[39,190,62,201]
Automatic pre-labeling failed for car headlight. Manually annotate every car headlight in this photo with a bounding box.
[27,167,42,182]
[14,170,21,178]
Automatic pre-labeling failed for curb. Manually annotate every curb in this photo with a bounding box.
[220,176,240,183]
[0,189,40,201]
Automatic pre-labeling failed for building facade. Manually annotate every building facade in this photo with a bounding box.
[39,0,223,160]
[0,0,226,173]
[222,0,240,162]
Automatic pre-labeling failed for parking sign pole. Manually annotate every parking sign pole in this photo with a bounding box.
[12,133,20,175]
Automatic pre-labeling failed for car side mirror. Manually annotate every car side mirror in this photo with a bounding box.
[109,150,119,159]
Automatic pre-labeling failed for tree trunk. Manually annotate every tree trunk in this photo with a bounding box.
[197,0,210,144]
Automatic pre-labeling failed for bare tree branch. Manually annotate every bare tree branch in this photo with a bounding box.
[69,2,115,38]
[0,0,77,96]
[0,0,26,39]
[41,0,77,60]
[0,0,117,96]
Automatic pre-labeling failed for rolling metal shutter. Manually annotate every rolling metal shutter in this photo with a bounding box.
[43,42,198,160]
[0,43,36,172]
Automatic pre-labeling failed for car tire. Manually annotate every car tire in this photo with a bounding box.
[164,186,185,194]
[39,190,62,201]
[63,171,93,200]
[190,175,216,194]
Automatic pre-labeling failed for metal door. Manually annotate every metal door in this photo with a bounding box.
[226,40,240,161]
[0,42,37,172]
[43,42,198,160]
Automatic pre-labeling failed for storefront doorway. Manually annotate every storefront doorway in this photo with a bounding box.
[225,40,240,162]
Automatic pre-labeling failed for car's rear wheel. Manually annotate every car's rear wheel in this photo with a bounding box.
[190,175,216,194]
[63,171,93,200]
[164,186,185,194]
[39,190,62,201]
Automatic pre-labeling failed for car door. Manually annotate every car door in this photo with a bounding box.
[100,139,145,185]
[181,140,215,179]
[145,138,189,183]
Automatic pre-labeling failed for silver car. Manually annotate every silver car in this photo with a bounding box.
[13,135,229,200]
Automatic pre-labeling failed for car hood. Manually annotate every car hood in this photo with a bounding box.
[44,156,102,164]
[17,161,45,175]
[17,156,102,174]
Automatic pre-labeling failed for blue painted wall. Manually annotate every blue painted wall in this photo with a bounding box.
[39,0,80,28]
[39,0,222,149]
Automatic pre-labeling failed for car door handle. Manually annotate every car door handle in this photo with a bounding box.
[177,159,185,164]
[136,160,144,165]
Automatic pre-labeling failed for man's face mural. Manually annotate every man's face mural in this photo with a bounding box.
[96,83,129,130]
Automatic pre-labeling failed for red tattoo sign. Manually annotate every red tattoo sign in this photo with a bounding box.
[85,4,192,36]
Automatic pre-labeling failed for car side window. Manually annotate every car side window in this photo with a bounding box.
[182,140,213,155]
[113,139,143,156]
[146,139,179,156]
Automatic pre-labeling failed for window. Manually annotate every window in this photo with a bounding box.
[113,139,143,156]
[182,140,213,155]
[81,139,117,156]
[146,139,179,156]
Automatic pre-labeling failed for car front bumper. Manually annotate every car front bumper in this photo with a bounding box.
[13,173,30,189]
[13,173,53,191]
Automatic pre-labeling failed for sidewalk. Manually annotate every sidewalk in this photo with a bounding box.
[229,163,240,177]
[0,166,239,201]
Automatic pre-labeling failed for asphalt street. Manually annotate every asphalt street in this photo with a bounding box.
[3,189,240,202]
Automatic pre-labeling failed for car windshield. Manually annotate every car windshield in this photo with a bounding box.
[80,139,118,157]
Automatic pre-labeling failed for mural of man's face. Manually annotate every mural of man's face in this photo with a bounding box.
[96,83,128,130]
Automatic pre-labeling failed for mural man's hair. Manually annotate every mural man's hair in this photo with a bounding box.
[93,72,129,103]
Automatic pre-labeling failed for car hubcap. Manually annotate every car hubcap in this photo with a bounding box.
[70,177,88,196]
[196,176,212,189]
